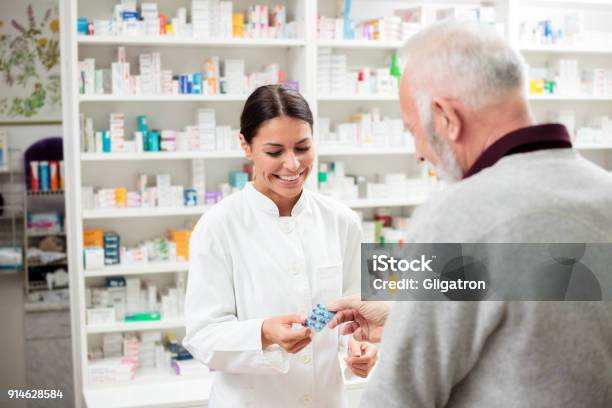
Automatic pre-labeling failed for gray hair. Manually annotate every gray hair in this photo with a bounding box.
[401,19,528,116]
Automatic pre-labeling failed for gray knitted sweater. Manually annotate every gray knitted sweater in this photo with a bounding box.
[361,149,612,407]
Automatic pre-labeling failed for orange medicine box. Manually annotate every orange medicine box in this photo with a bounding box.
[83,229,104,247]
[169,230,191,261]
[115,188,127,208]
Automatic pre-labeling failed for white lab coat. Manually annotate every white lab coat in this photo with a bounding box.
[183,182,362,408]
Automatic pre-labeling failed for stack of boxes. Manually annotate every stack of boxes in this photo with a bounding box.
[317,48,347,94]
[80,49,293,97]
[160,130,177,152]
[123,333,140,367]
[191,0,233,39]
[247,4,269,39]
[232,12,244,37]
[270,5,287,38]
[317,48,332,94]
[103,334,123,358]
[196,109,217,151]
[78,59,95,95]
[107,277,127,321]
[191,159,206,205]
[83,229,105,270]
[147,238,174,262]
[356,16,403,41]
[141,3,160,36]
[120,0,140,36]
[155,174,171,207]
[126,278,142,316]
[203,57,220,95]
[88,358,136,384]
[109,113,126,153]
[318,161,430,201]
[219,1,234,38]
[89,332,177,384]
[79,1,297,40]
[139,53,156,95]
[555,59,579,95]
[111,47,130,95]
[83,229,191,270]
[139,332,163,369]
[192,0,212,38]
[317,17,343,40]
[104,232,121,265]
[169,230,191,262]
[318,109,409,148]
[224,59,245,94]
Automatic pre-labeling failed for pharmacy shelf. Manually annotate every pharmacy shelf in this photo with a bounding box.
[343,195,428,209]
[82,206,206,219]
[527,94,612,101]
[520,44,612,55]
[317,39,404,49]
[318,146,415,156]
[78,35,306,48]
[79,94,247,102]
[318,94,399,101]
[86,318,185,334]
[84,262,189,278]
[84,367,366,408]
[82,151,245,161]
[84,374,212,408]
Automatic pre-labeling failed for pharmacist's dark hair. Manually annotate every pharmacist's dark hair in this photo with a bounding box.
[240,85,313,144]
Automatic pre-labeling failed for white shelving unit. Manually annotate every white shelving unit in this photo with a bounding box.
[81,206,206,219]
[318,146,415,156]
[78,35,306,48]
[86,319,186,334]
[81,151,244,161]
[317,39,404,49]
[61,0,612,407]
[318,93,399,101]
[84,262,189,278]
[342,196,428,209]
[79,94,248,102]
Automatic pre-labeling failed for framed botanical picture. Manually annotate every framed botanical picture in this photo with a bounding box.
[0,2,61,124]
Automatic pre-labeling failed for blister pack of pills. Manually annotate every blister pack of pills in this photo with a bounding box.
[304,303,336,332]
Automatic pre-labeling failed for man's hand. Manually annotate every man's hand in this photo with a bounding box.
[327,295,390,342]
[346,336,378,378]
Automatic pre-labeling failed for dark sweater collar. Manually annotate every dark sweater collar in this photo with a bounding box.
[464,124,572,179]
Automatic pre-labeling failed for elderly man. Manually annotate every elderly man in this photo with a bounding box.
[330,20,612,407]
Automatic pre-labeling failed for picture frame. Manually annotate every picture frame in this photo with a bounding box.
[0,2,61,125]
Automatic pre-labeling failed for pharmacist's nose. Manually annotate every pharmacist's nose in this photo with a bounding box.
[283,153,300,172]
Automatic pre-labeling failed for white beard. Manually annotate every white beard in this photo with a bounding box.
[425,121,464,182]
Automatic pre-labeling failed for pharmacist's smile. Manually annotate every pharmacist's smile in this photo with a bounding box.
[272,170,306,185]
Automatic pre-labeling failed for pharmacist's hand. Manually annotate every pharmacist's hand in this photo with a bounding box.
[327,295,390,343]
[261,314,313,354]
[346,336,378,378]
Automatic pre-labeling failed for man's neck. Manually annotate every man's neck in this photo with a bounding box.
[466,100,535,170]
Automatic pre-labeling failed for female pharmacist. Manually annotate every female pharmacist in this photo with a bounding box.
[184,85,377,407]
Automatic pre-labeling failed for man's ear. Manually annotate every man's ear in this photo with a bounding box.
[431,98,462,143]
[239,134,253,160]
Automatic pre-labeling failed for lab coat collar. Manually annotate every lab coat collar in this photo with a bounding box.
[244,182,308,217]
